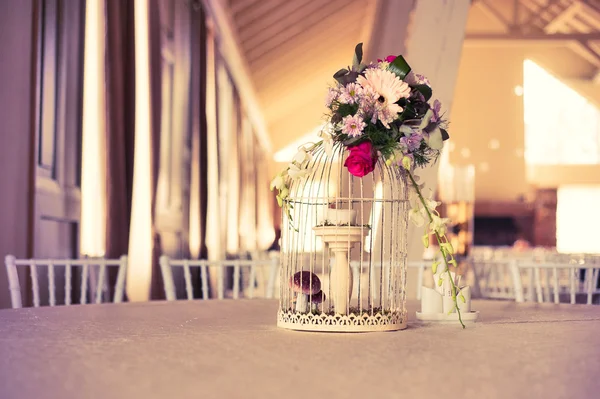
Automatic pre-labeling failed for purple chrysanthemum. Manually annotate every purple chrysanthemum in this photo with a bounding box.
[341,115,366,137]
[339,83,362,104]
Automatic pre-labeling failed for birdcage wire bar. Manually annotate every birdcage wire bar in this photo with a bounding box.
[277,143,410,332]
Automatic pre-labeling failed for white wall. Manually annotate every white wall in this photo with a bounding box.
[0,0,35,308]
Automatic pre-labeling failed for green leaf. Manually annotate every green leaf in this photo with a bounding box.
[352,43,363,68]
[431,260,440,274]
[441,128,450,141]
[388,55,411,79]
[399,103,416,121]
[422,233,429,248]
[341,71,359,85]
[333,68,349,84]
[337,103,359,118]
[413,84,432,102]
[343,136,364,146]
[459,293,466,303]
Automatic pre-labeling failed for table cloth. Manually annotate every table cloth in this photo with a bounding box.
[1,299,599,399]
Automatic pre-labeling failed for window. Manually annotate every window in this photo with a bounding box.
[556,185,600,254]
[523,59,600,165]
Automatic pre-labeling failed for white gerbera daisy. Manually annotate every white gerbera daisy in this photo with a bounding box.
[356,68,411,127]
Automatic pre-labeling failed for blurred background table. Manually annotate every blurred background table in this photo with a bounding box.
[1,299,599,399]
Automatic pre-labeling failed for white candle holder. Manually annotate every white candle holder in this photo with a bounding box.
[312,225,368,315]
[416,280,479,323]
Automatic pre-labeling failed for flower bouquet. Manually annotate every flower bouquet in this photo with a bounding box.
[272,43,466,327]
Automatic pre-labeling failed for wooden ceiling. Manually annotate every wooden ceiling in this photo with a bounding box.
[226,0,373,152]
[223,0,600,153]
[466,0,600,78]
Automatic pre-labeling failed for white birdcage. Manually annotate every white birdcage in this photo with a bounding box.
[276,142,410,332]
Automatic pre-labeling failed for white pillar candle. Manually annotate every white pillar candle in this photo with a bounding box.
[420,286,443,314]
[457,286,471,313]
[433,270,455,296]
[442,278,456,314]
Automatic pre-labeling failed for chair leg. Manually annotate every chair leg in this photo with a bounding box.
[5,255,23,309]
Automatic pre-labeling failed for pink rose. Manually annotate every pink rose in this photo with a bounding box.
[344,142,378,177]
[378,55,397,63]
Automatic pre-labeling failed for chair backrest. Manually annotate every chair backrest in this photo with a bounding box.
[469,258,515,300]
[4,255,128,309]
[159,255,279,301]
[510,260,600,304]
[348,260,429,300]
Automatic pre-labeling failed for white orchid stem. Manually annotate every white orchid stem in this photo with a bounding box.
[407,171,465,328]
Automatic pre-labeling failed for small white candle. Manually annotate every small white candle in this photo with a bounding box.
[421,286,443,314]
[457,286,471,313]
[442,278,456,314]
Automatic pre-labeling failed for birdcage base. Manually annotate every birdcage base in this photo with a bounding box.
[277,309,407,332]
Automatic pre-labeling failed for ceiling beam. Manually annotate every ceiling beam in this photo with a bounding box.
[229,0,262,15]
[544,1,581,33]
[577,1,600,29]
[593,68,600,84]
[475,0,511,31]
[569,40,600,67]
[465,32,600,41]
[520,0,560,29]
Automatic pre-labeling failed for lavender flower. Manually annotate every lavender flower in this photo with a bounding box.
[431,99,442,123]
[341,115,366,137]
[405,72,431,87]
[400,133,423,152]
[339,83,362,104]
[325,87,339,108]
[415,74,431,86]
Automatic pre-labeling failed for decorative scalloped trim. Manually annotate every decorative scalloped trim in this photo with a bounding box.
[277,309,407,332]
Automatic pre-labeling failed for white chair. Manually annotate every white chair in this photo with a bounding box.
[470,258,516,300]
[4,255,128,309]
[159,256,279,301]
[510,260,600,304]
[468,246,545,300]
[349,260,428,300]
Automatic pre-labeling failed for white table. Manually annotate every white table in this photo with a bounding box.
[1,299,599,399]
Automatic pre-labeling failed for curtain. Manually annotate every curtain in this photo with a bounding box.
[81,0,108,260]
[147,0,163,299]
[104,0,135,261]
[215,56,240,257]
[188,3,208,299]
[126,0,161,301]
[238,114,257,252]
[189,3,208,260]
[256,138,276,250]
[205,21,222,296]
[225,88,241,255]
